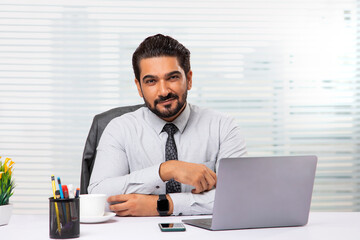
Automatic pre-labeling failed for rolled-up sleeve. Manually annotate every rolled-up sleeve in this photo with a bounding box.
[169,189,215,216]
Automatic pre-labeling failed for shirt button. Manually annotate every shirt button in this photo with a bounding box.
[156,186,160,189]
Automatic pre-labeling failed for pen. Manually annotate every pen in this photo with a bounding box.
[57,177,65,199]
[51,175,61,236]
[57,177,67,223]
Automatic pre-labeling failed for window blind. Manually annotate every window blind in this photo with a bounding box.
[0,0,358,214]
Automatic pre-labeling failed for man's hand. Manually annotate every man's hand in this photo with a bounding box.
[107,194,173,217]
[159,161,217,194]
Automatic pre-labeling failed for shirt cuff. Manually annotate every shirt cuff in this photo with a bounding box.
[169,192,195,216]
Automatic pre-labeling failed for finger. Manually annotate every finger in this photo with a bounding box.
[109,201,130,212]
[204,171,216,190]
[107,194,130,203]
[206,169,217,187]
[192,177,206,194]
[115,210,131,217]
[201,165,217,187]
[209,169,217,183]
[191,188,197,194]
[200,177,208,193]
[191,182,201,194]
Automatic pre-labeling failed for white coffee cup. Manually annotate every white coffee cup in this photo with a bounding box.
[80,194,107,217]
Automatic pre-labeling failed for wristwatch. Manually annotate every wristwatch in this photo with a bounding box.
[157,194,169,216]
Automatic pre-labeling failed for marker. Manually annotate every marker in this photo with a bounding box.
[55,190,60,199]
[75,188,80,198]
[62,185,70,222]
[62,185,69,199]
[51,175,61,236]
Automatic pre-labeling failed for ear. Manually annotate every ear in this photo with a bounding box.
[135,79,143,98]
[186,70,193,90]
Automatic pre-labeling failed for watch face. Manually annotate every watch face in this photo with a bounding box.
[158,199,169,211]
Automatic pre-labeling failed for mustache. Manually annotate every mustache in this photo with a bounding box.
[154,93,179,105]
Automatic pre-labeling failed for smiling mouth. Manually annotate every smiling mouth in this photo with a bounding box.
[158,98,176,105]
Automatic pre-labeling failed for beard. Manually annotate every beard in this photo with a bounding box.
[144,91,187,120]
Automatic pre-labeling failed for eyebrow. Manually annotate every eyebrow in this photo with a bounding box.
[142,74,156,82]
[165,71,182,78]
[142,71,182,82]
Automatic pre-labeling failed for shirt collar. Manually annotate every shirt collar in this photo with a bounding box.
[146,102,191,135]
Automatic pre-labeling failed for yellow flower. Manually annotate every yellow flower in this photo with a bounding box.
[8,160,14,168]
[9,161,14,174]
[4,158,12,173]
[0,172,3,180]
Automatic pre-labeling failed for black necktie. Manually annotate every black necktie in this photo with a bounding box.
[162,123,182,193]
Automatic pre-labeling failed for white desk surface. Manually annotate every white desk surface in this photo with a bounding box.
[0,212,359,240]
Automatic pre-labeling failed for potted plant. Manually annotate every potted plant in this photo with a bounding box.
[0,156,15,226]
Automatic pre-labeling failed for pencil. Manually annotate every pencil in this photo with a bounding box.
[51,175,61,236]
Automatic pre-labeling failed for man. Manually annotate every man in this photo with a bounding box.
[89,34,246,216]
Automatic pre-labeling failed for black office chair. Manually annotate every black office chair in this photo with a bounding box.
[80,104,144,194]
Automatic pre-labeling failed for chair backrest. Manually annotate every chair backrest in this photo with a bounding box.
[80,104,144,194]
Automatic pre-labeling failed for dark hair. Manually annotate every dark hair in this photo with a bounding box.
[132,34,191,82]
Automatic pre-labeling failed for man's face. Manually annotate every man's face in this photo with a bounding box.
[135,56,192,122]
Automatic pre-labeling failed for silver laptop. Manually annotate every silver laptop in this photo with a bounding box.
[182,155,317,231]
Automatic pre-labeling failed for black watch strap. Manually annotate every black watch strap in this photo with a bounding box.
[157,194,169,216]
[159,194,167,200]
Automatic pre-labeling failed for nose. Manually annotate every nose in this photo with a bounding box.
[158,79,170,96]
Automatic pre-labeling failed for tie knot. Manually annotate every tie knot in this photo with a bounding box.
[162,123,178,136]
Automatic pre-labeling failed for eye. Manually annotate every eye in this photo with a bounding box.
[145,79,156,84]
[170,75,180,80]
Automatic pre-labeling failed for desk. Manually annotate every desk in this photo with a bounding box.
[0,212,359,240]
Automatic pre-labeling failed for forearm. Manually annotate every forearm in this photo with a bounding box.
[89,163,164,196]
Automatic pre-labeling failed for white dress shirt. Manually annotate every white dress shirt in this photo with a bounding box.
[89,103,247,215]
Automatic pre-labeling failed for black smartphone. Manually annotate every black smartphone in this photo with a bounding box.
[158,223,186,232]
